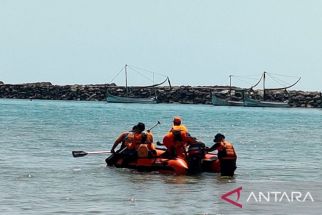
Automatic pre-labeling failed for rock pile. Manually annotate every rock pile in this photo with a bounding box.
[0,83,321,108]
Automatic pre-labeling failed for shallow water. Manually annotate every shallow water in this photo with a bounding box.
[0,99,321,214]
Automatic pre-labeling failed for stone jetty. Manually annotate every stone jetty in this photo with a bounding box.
[0,82,321,108]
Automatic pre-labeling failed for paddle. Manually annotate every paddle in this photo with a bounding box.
[72,150,111,158]
[147,121,161,132]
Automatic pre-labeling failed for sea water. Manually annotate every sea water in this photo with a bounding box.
[0,99,321,214]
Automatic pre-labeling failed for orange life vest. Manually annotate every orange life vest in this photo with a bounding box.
[163,130,195,158]
[170,124,188,133]
[124,132,143,150]
[218,141,237,160]
[136,132,155,157]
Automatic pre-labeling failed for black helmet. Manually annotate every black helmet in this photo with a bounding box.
[136,122,145,132]
[214,133,225,142]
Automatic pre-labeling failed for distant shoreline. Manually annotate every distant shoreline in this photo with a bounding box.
[0,82,321,108]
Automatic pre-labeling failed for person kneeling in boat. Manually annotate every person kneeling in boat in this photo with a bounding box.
[206,133,237,176]
[135,129,157,158]
[170,116,188,133]
[119,122,157,160]
[110,125,137,154]
[163,127,197,159]
[120,122,148,161]
[107,122,147,166]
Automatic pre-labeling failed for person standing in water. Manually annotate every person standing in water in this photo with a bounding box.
[207,133,237,176]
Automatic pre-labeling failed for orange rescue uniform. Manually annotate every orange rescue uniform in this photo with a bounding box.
[163,130,196,159]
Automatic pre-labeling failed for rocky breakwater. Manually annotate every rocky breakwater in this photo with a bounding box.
[0,83,214,104]
[288,90,322,108]
[0,82,110,101]
[0,82,321,107]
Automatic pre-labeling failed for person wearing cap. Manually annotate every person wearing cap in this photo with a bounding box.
[170,116,188,132]
[207,133,237,176]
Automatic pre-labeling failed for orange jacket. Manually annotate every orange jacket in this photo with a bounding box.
[135,131,155,151]
[163,130,196,158]
[124,132,143,150]
[170,124,188,133]
[216,140,237,159]
[134,131,156,158]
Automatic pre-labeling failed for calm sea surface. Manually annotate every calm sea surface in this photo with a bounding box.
[1,99,321,214]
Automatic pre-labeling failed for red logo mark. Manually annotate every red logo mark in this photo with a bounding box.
[221,186,243,208]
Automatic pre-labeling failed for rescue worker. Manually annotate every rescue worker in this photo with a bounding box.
[170,116,188,132]
[163,117,196,159]
[107,122,146,166]
[110,125,137,154]
[136,129,156,158]
[122,122,146,156]
[206,133,237,176]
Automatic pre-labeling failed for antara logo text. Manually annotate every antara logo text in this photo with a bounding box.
[220,186,314,208]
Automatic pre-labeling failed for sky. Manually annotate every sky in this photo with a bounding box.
[0,0,321,91]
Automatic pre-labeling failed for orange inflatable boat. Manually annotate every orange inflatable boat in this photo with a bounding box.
[105,143,236,176]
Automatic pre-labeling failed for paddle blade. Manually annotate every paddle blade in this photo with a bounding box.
[72,151,88,158]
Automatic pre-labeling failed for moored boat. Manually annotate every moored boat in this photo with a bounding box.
[106,92,157,104]
[211,94,244,106]
[243,96,289,108]
[106,64,171,104]
[244,71,300,108]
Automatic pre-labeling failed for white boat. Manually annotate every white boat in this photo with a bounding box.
[243,96,289,108]
[106,64,170,104]
[106,92,157,104]
[211,94,244,106]
[211,75,245,106]
[243,72,300,108]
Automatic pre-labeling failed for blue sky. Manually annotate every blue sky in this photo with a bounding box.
[0,0,321,91]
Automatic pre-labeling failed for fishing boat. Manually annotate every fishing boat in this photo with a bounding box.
[244,72,301,108]
[212,75,245,106]
[211,94,244,106]
[243,96,289,108]
[106,64,171,104]
[106,92,157,104]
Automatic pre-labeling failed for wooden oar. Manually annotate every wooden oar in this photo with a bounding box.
[72,150,112,158]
